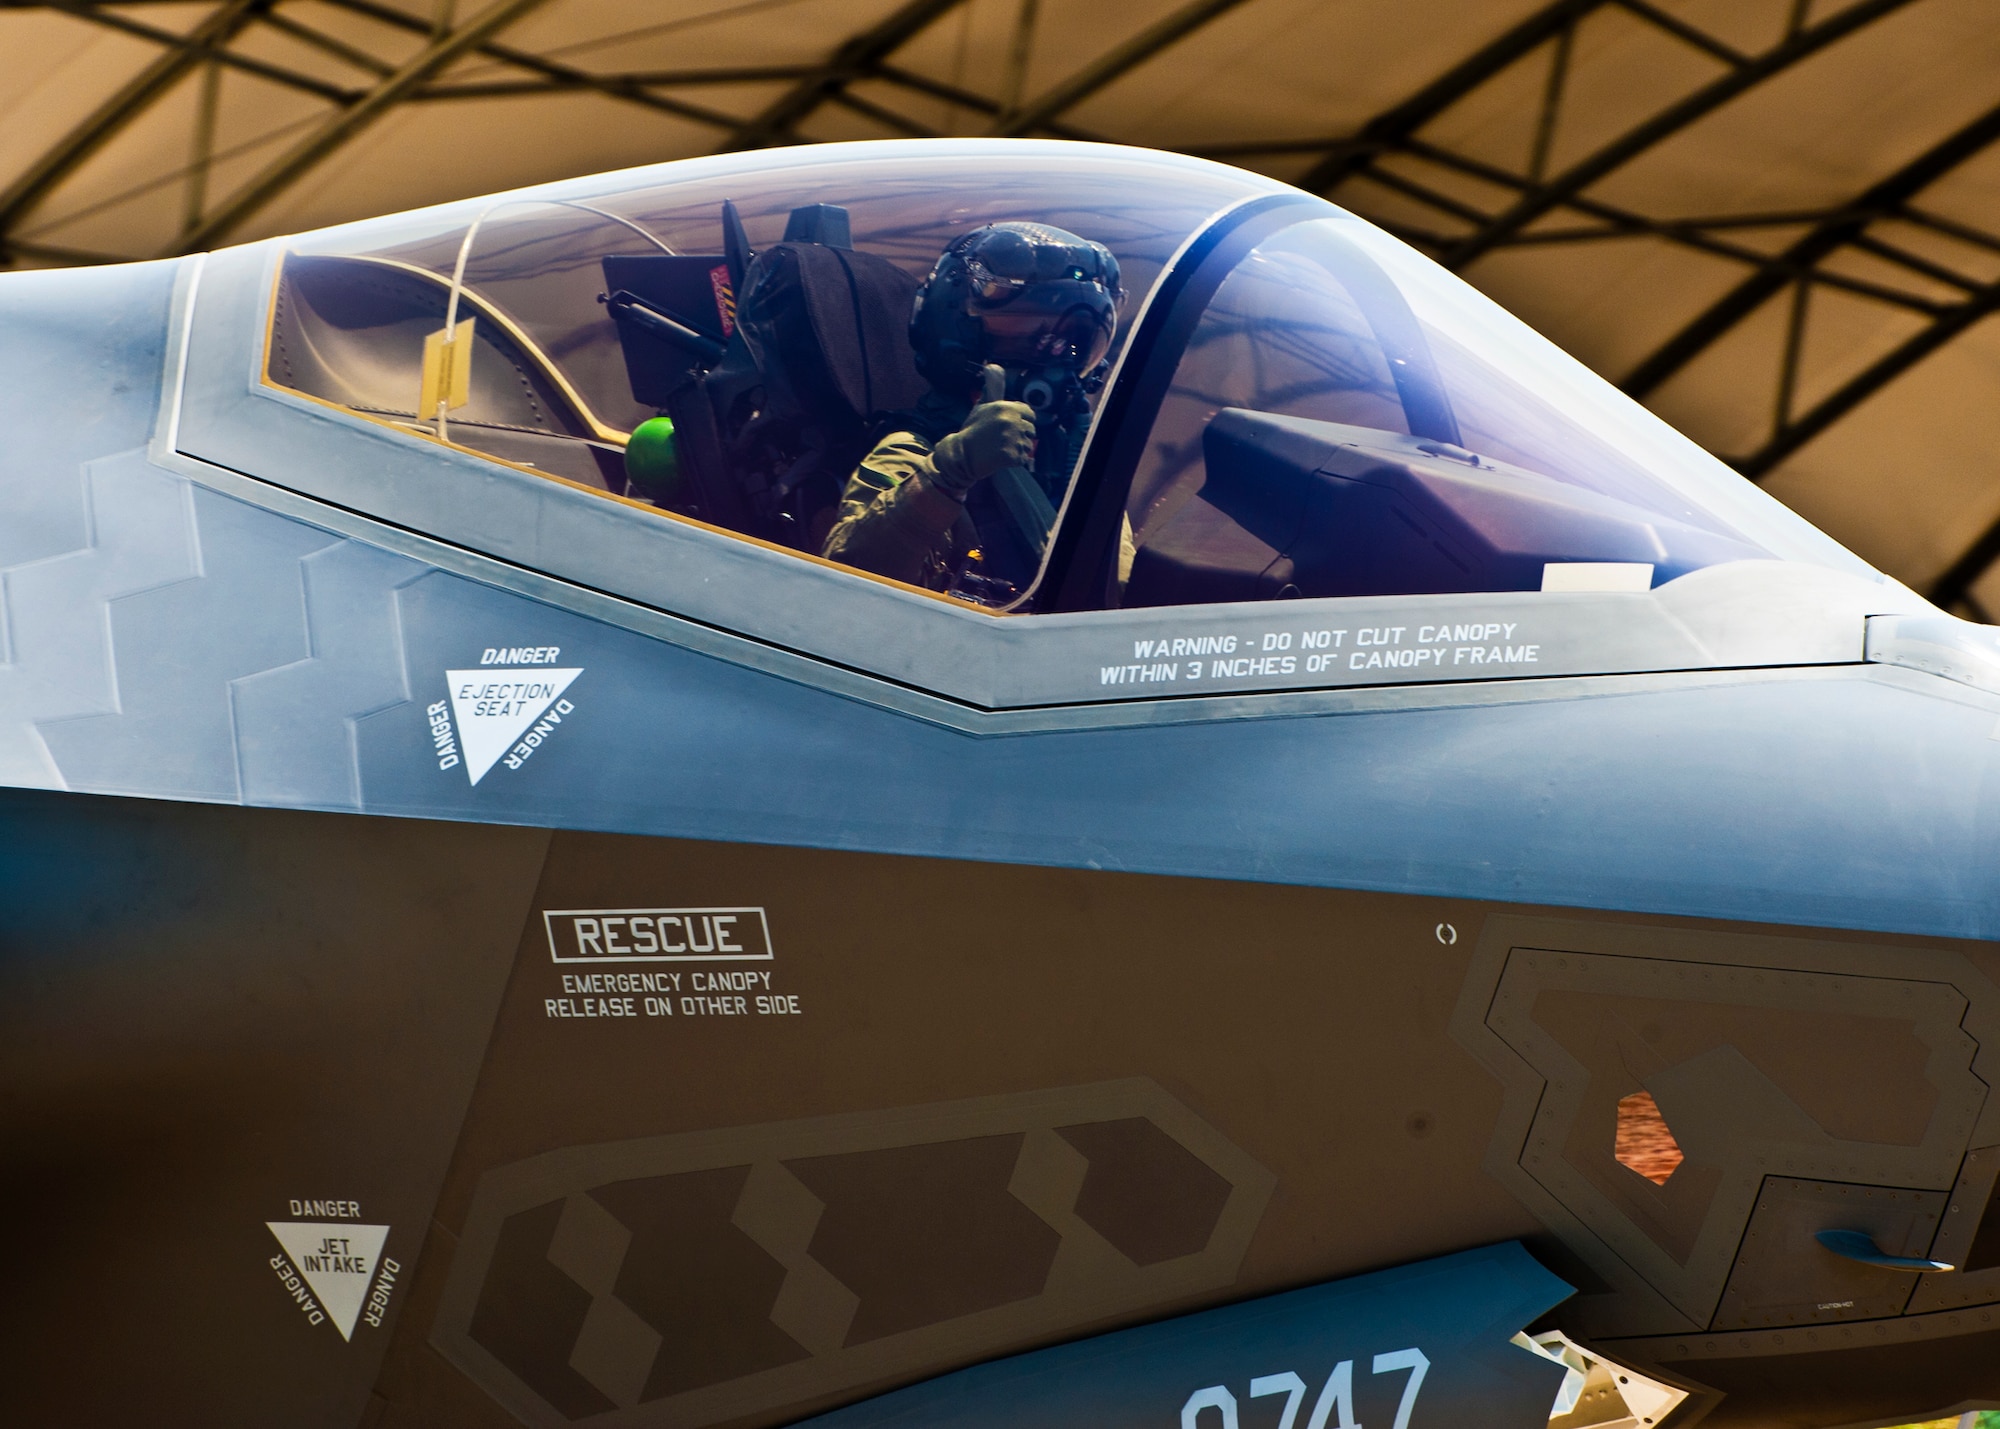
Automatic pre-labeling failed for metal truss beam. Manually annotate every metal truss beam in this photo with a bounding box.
[1276,0,1921,278]
[29,0,351,99]
[1729,277,2000,479]
[1930,507,2000,617]
[1620,96,2000,399]
[1347,135,1954,314]
[719,0,969,152]
[988,0,1252,137]
[0,0,269,240]
[168,0,552,254]
[872,62,1103,140]
[826,84,941,138]
[1,234,126,264]
[1294,0,1608,194]
[8,0,777,130]
[308,0,744,130]
[1610,0,1746,66]
[408,65,813,99]
[1438,0,1921,269]
[256,9,393,78]
[707,0,1241,153]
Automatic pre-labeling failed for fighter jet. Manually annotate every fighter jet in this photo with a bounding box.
[4,137,1998,1429]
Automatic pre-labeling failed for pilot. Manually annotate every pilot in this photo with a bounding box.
[820,222,1123,591]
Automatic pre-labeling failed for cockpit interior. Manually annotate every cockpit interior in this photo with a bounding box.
[266,146,1823,616]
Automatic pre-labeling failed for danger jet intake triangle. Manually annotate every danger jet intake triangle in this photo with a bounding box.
[267,1221,389,1341]
[446,667,582,785]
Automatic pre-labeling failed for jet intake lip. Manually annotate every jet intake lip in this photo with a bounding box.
[1814,1227,1954,1273]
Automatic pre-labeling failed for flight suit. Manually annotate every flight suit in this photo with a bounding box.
[821,390,1037,590]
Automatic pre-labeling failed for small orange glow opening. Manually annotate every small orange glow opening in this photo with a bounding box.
[1615,1090,1684,1185]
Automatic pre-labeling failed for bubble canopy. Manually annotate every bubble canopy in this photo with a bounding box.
[265,139,1869,614]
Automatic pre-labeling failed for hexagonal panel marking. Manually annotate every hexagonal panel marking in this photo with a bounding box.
[432,1079,1273,1429]
[1448,916,1993,1337]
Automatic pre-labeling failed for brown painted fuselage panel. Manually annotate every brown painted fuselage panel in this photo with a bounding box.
[7,789,2000,1429]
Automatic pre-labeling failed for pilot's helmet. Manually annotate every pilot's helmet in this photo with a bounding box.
[910,222,1124,393]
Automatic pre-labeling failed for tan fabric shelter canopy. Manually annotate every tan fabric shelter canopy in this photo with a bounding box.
[6,0,2000,612]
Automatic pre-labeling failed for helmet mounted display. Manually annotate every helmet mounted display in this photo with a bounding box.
[910,222,1124,394]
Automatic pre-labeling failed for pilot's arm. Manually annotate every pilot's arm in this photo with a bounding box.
[821,397,1036,588]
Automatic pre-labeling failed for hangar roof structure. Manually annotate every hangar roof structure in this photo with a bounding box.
[5,0,2000,616]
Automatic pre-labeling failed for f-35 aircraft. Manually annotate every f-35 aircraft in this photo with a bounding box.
[5,139,2000,1429]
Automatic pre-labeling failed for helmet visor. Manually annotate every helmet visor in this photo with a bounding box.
[973,285,1116,370]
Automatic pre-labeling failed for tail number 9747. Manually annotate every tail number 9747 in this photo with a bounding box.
[1183,1350,1430,1429]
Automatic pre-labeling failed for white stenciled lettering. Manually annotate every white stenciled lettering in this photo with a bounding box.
[690,968,772,992]
[481,646,561,666]
[426,700,459,770]
[1209,655,1298,679]
[289,1199,361,1219]
[543,995,638,1018]
[546,907,774,963]
[446,665,582,785]
[1100,662,1180,685]
[1417,622,1517,643]
[455,680,560,717]
[267,1220,391,1341]
[361,1258,401,1330]
[1131,634,1237,659]
[502,697,575,772]
[561,970,682,995]
[1187,1348,1428,1429]
[545,936,801,1022]
[1348,646,1451,670]
[1090,619,1541,691]
[1450,644,1541,666]
[272,1255,326,1327]
[296,1234,369,1277]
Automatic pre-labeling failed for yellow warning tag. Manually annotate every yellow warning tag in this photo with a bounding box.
[419,317,475,419]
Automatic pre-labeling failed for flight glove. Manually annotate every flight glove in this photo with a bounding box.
[930,400,1037,498]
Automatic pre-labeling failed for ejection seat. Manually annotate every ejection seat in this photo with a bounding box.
[602,202,928,551]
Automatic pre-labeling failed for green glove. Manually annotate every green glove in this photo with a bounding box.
[930,400,1037,498]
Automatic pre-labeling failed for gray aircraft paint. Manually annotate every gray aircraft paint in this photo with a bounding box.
[4,256,2000,944]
